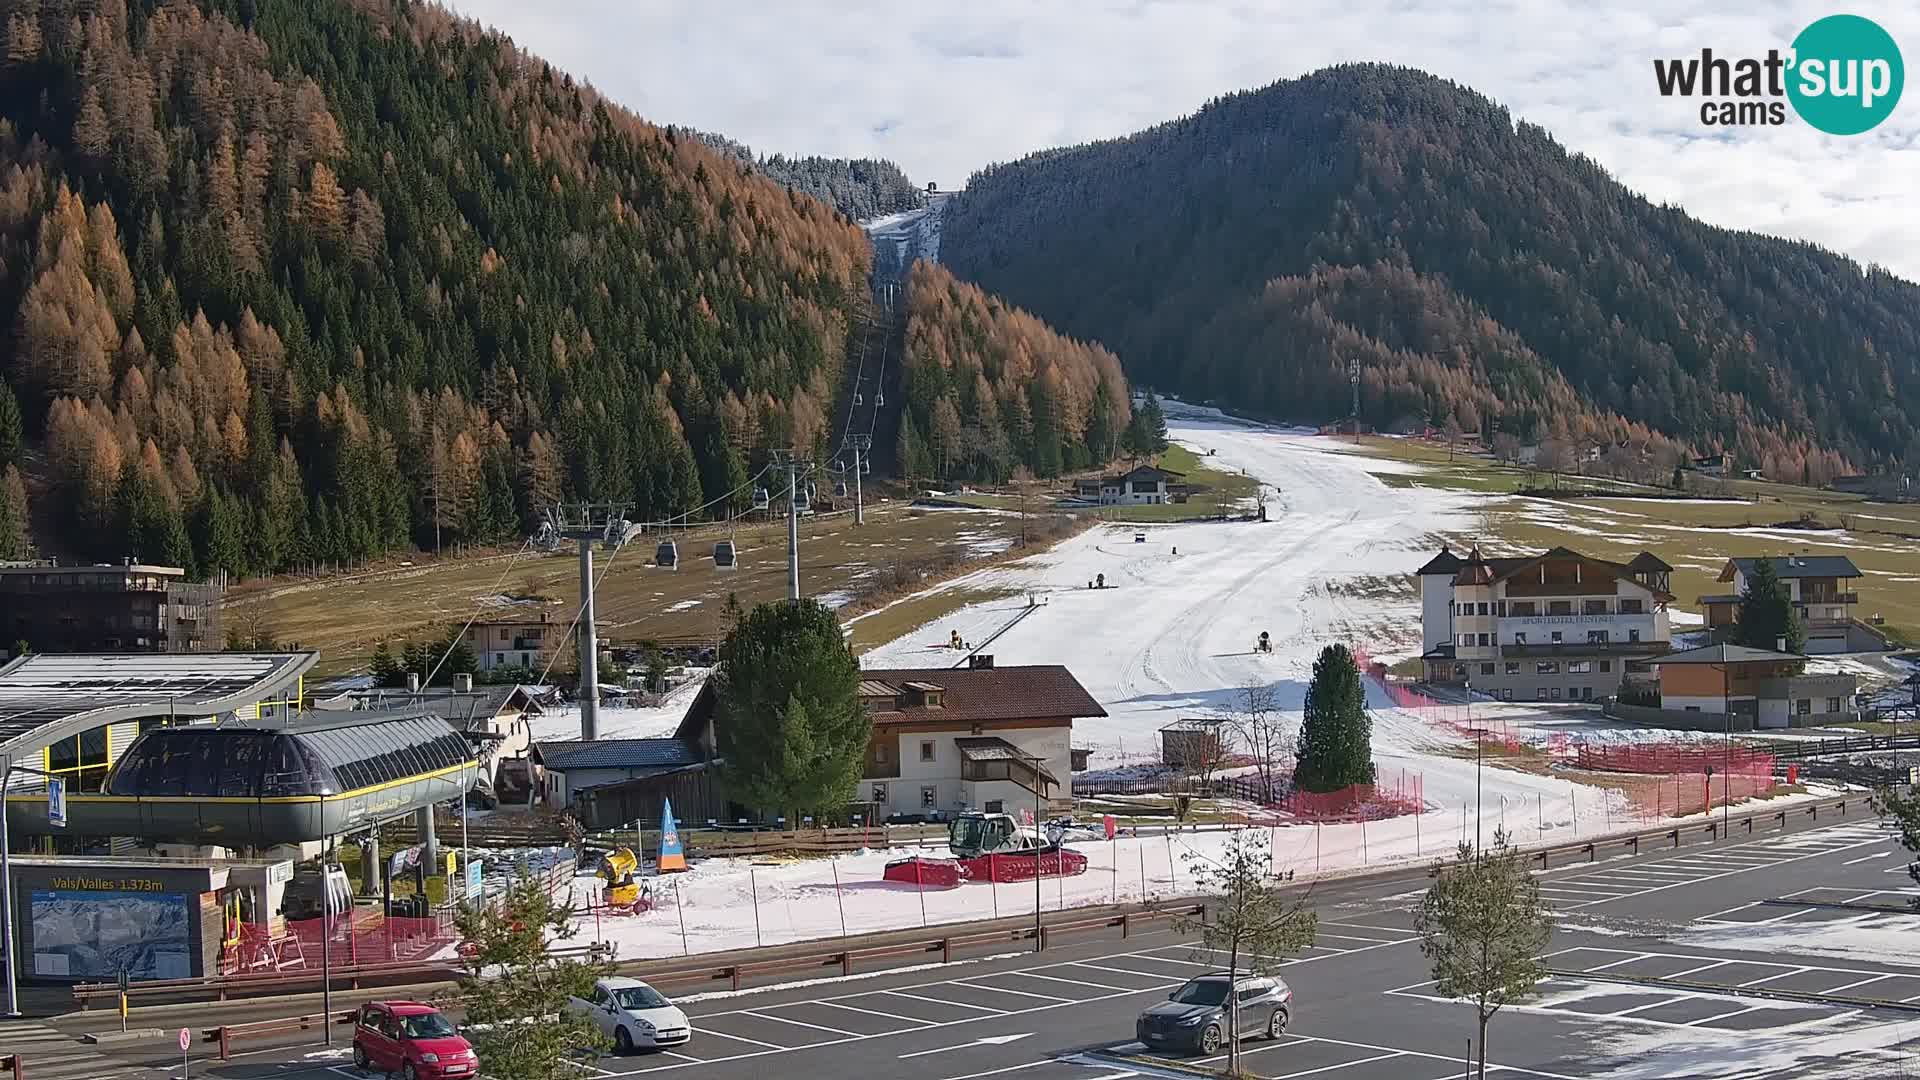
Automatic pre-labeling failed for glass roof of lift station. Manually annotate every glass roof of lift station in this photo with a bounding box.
[105,709,473,799]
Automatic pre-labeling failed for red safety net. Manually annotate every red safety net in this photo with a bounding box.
[226,913,456,974]
[1352,646,1522,751]
[1575,743,1775,776]
[1214,770,1425,823]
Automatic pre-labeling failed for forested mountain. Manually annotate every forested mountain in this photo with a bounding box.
[944,64,1920,482]
[895,262,1130,484]
[694,130,926,222]
[0,0,1116,579]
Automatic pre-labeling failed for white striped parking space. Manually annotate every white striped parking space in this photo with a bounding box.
[1525,819,1889,910]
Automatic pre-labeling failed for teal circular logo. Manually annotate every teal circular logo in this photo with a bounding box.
[1787,15,1904,135]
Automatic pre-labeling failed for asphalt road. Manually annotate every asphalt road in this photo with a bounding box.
[43,803,1920,1080]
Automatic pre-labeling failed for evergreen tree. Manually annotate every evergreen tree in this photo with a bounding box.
[451,873,612,1079]
[712,599,868,819]
[0,382,21,467]
[1735,559,1806,653]
[1293,643,1374,793]
[369,639,404,687]
[1141,391,1170,454]
[0,465,28,560]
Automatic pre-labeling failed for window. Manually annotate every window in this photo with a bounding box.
[1584,600,1609,615]
[1480,663,1495,676]
[1511,601,1536,616]
[1501,689,1514,701]
[984,799,1004,813]
[499,628,509,642]
[1550,631,1563,643]
[1514,632,1527,645]
[921,785,938,808]
[1826,697,1843,713]
[1599,660,1612,673]
[1477,603,1489,616]
[1535,688,1546,701]
[1505,662,1520,675]
[1454,664,1467,678]
[1495,602,1506,616]
[1550,687,1562,700]
[1459,634,1472,647]
[874,744,889,763]
[1588,630,1609,644]
[1685,705,1701,712]
[1582,687,1595,700]
[1549,601,1573,616]
[1619,599,1644,614]
[1568,660,1592,674]
[1628,629,1641,643]
[919,740,936,763]
[1796,699,1812,716]
[1477,633,1489,647]
[1537,661,1560,674]
[871,783,889,803]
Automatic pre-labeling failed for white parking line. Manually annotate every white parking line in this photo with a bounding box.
[1608,995,1692,1018]
[816,999,933,1025]
[1666,960,1734,980]
[690,1028,792,1051]
[949,980,1072,1003]
[1268,1050,1406,1077]
[1015,970,1132,993]
[1312,930,1404,945]
[1683,1004,1765,1026]
[1737,968,1811,988]
[1843,851,1892,866]
[1823,974,1895,994]
[741,1010,861,1037]
[883,990,1008,1014]
[1070,961,1194,981]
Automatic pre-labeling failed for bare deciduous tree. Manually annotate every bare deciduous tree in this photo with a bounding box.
[1231,680,1292,804]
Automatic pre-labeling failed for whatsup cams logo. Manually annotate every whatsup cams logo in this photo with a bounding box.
[1653,14,1904,134]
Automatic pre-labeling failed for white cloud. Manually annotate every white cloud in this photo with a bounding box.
[446,0,1920,279]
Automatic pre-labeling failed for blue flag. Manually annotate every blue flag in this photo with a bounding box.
[658,798,686,872]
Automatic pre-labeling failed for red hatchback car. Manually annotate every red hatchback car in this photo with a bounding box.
[353,1001,478,1079]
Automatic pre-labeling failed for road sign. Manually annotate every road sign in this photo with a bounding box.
[47,777,66,828]
[179,1027,191,1051]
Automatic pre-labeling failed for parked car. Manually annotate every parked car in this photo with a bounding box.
[568,976,692,1053]
[352,1001,477,1078]
[1135,972,1291,1055]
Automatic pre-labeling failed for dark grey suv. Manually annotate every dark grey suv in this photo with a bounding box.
[1135,972,1292,1055]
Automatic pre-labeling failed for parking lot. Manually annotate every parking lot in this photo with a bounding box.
[59,806,1920,1080]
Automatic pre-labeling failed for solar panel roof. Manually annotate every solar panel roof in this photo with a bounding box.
[0,652,317,761]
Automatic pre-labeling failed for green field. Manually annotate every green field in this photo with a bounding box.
[1343,438,1920,645]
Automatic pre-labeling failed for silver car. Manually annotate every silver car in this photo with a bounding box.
[1135,972,1292,1055]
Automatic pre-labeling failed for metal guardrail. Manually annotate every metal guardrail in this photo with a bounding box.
[204,1010,357,1061]
[614,902,1205,992]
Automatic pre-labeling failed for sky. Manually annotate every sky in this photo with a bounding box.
[446,1,1920,280]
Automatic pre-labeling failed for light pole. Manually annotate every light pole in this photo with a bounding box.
[1032,752,1045,953]
[1467,680,1482,852]
[1,757,61,1018]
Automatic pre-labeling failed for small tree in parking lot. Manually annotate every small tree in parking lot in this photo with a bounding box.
[1414,829,1553,1080]
[449,873,612,1079]
[1873,785,1920,902]
[1175,829,1317,1076]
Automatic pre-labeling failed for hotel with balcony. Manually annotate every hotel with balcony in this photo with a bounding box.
[1416,545,1674,701]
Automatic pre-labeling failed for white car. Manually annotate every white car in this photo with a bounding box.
[569,977,691,1054]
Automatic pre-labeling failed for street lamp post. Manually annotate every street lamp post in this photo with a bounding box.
[1031,753,1044,953]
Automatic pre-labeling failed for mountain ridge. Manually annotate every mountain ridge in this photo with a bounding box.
[942,63,1918,482]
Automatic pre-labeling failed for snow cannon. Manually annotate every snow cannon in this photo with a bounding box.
[597,847,653,914]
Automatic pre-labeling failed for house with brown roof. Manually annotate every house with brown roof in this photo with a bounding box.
[674,656,1106,821]
[1414,545,1675,700]
[1071,464,1184,506]
[850,658,1105,818]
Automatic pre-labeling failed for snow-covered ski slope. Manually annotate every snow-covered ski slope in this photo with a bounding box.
[864,404,1474,762]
